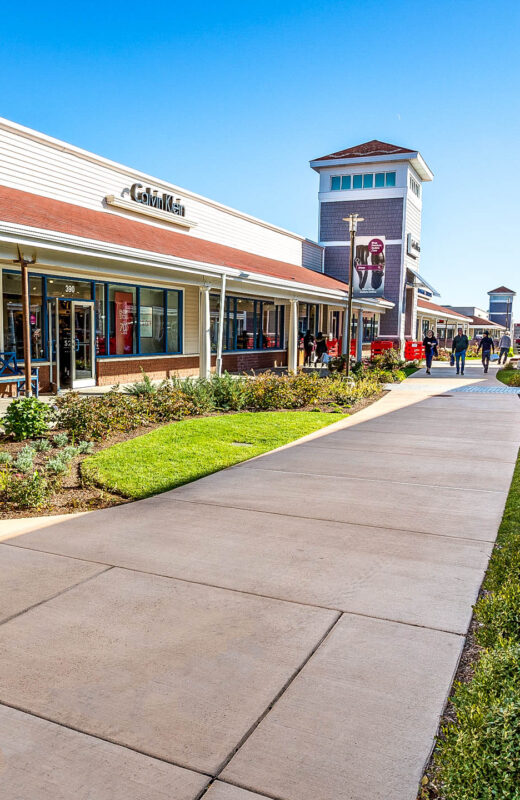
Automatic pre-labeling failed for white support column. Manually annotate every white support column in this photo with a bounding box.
[356,308,363,362]
[199,286,211,379]
[215,274,226,376]
[288,299,298,373]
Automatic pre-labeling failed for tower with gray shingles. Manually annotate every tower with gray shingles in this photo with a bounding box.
[310,140,434,345]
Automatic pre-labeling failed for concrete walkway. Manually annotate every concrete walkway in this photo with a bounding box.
[0,362,518,800]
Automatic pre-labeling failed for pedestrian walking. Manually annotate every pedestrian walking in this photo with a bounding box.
[315,331,329,368]
[498,333,511,365]
[303,329,315,366]
[422,329,438,375]
[477,330,495,373]
[451,327,469,375]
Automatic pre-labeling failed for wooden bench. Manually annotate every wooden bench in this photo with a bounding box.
[0,352,40,398]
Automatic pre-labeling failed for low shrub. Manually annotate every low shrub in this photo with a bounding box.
[123,370,159,396]
[53,370,385,440]
[475,581,520,648]
[2,397,51,440]
[2,469,53,509]
[77,440,94,454]
[52,433,69,447]
[13,445,36,473]
[435,640,520,800]
[45,456,69,475]
[34,438,51,452]
[0,451,13,464]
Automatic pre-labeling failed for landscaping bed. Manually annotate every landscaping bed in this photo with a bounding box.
[497,366,520,387]
[1,367,397,517]
[418,449,520,800]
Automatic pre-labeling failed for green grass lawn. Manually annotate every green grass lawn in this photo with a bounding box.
[403,365,419,377]
[82,411,346,499]
[496,368,520,386]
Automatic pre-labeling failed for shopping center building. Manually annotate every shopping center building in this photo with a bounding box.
[0,118,393,391]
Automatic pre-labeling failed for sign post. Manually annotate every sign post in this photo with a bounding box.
[343,214,364,378]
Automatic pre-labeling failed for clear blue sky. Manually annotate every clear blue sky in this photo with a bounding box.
[1,0,519,310]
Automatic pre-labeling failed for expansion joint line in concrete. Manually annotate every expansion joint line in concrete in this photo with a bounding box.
[0,540,474,634]
[0,564,114,627]
[210,610,343,781]
[166,497,497,544]
[240,465,507,494]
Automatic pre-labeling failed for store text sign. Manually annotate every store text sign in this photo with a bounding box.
[130,184,185,217]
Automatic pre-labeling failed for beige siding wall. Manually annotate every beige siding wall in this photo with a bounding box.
[183,285,200,355]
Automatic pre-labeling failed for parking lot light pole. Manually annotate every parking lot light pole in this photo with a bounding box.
[343,214,364,377]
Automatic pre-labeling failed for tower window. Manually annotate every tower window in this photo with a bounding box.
[330,171,397,191]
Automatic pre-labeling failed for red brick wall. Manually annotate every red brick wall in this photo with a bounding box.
[97,356,199,385]
[217,350,287,372]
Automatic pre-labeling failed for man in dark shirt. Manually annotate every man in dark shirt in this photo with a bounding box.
[477,331,495,373]
[451,327,469,375]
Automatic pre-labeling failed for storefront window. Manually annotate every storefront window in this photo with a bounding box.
[108,284,136,355]
[2,272,44,360]
[236,298,255,349]
[95,283,107,356]
[362,315,379,342]
[166,291,180,353]
[261,303,282,349]
[209,294,284,351]
[139,288,164,354]
[46,278,92,299]
[298,303,318,337]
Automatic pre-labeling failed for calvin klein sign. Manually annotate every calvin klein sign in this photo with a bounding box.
[130,183,185,217]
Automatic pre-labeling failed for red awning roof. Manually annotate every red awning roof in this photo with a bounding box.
[417,299,472,321]
[469,315,506,329]
[0,185,350,294]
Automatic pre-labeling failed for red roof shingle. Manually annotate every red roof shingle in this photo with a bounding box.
[417,299,472,321]
[487,286,516,295]
[313,140,416,162]
[0,185,348,294]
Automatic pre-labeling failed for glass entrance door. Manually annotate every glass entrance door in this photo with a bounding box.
[71,302,95,387]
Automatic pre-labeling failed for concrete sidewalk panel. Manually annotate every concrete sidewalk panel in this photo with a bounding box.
[223,614,463,800]
[0,544,106,623]
[171,467,506,541]
[305,428,519,462]
[352,415,520,442]
[238,442,516,491]
[0,704,208,800]
[6,500,491,632]
[0,567,337,774]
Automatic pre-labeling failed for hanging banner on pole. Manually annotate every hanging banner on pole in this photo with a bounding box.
[352,236,386,298]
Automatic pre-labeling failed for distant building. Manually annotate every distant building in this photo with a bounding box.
[444,306,506,341]
[487,287,515,332]
[310,140,437,347]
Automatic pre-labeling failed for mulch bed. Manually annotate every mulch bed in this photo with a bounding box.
[0,395,380,519]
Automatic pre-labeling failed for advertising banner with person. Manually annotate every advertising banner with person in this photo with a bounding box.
[352,236,386,299]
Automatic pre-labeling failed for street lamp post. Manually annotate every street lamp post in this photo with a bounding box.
[343,213,364,378]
